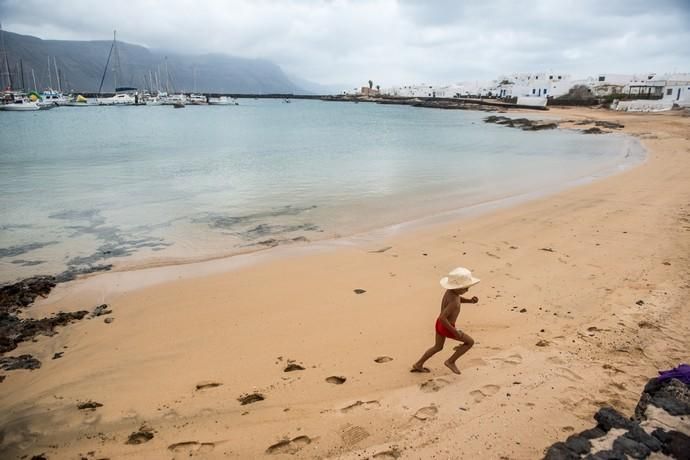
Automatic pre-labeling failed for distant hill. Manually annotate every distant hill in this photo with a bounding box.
[0,30,309,94]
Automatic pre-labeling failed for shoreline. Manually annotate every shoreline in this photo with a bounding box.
[1,107,689,459]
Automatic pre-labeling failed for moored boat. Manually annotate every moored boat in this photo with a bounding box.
[41,89,69,106]
[63,94,98,106]
[1,92,40,111]
[208,96,238,105]
[188,93,207,105]
[1,98,40,111]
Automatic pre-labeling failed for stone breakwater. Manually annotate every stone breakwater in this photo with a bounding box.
[544,377,690,459]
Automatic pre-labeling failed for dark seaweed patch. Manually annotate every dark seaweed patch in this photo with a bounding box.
[48,209,172,270]
[0,242,57,259]
[194,205,318,230]
[49,209,102,221]
[11,260,46,267]
[243,223,320,239]
[0,224,32,231]
[55,264,113,283]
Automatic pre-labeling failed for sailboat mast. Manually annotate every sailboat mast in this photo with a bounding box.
[47,56,53,89]
[31,68,37,92]
[156,65,161,92]
[0,22,13,89]
[165,57,170,93]
[112,30,120,90]
[53,57,61,92]
[20,59,25,90]
[97,30,116,95]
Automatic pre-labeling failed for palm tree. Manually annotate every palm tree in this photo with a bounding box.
[376,85,380,92]
[368,79,373,89]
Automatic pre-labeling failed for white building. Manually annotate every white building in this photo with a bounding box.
[384,84,437,97]
[383,80,497,98]
[662,75,690,106]
[495,72,573,99]
[586,74,644,96]
[613,73,690,111]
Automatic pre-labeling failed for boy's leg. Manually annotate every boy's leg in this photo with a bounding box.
[444,331,475,375]
[412,334,445,372]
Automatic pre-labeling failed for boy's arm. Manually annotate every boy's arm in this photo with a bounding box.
[460,296,479,304]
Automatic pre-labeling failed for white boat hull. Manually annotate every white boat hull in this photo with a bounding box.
[208,97,238,105]
[1,102,40,111]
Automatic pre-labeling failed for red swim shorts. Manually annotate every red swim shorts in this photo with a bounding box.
[435,318,460,339]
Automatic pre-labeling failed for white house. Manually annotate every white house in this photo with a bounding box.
[384,84,437,97]
[383,80,497,98]
[659,73,690,107]
[586,74,642,96]
[613,73,690,111]
[495,72,573,99]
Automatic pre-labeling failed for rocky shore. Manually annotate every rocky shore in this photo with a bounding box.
[320,94,545,111]
[0,276,113,374]
[544,375,690,459]
[483,114,627,134]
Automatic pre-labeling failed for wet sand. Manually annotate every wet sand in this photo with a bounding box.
[1,107,689,459]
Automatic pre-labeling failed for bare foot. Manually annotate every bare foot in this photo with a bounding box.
[411,364,431,373]
[444,361,462,375]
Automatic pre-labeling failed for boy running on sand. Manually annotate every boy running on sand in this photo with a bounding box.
[412,267,479,375]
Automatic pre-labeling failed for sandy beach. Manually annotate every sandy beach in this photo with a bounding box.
[1,107,689,459]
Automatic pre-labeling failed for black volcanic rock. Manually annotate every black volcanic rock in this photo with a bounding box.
[544,377,690,460]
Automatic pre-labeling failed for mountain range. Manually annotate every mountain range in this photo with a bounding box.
[0,30,316,94]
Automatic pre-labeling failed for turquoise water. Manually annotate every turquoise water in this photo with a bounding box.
[0,100,643,283]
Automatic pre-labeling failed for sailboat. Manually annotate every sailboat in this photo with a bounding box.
[97,30,136,106]
[0,23,40,111]
[40,57,68,106]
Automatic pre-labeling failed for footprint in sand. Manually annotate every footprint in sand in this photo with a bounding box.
[196,381,223,390]
[374,356,393,363]
[238,393,265,405]
[162,410,179,420]
[369,246,392,253]
[554,367,584,382]
[340,424,370,446]
[419,378,451,393]
[465,358,487,368]
[168,441,215,454]
[126,426,155,445]
[413,405,438,421]
[284,363,305,372]
[373,448,402,459]
[326,376,347,385]
[469,384,501,403]
[547,355,567,365]
[502,354,523,365]
[266,435,312,455]
[490,353,523,366]
[341,400,381,413]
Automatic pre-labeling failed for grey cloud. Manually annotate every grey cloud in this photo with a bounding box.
[1,0,688,87]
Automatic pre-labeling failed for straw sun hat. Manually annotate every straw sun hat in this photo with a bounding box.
[440,267,480,290]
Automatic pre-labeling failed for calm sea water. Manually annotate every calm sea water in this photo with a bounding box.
[0,100,643,283]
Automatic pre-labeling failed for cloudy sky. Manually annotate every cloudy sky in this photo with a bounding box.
[1,0,689,88]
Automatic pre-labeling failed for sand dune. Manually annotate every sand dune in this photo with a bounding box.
[1,107,689,459]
